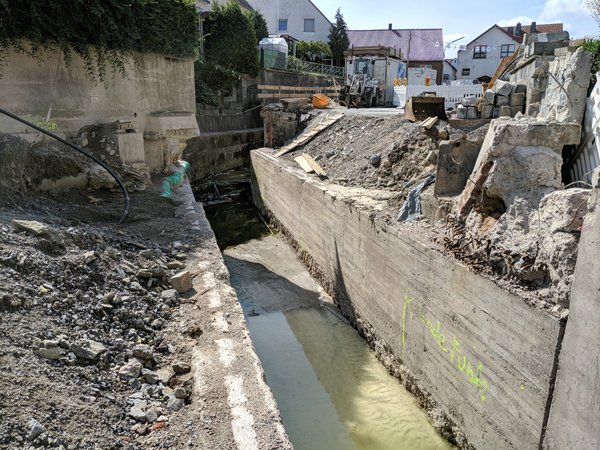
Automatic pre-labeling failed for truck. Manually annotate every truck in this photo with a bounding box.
[340,46,406,108]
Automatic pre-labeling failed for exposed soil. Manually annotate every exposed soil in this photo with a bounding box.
[0,182,218,450]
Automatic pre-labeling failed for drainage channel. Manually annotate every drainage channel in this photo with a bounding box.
[193,167,453,450]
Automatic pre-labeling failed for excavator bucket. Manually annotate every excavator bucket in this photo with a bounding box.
[404,92,447,122]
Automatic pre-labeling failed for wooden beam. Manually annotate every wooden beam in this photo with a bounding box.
[274,112,344,157]
[302,153,327,177]
[294,155,314,173]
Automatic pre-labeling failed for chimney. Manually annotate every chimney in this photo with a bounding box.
[531,21,537,33]
[507,26,514,35]
[388,23,393,30]
[516,22,522,36]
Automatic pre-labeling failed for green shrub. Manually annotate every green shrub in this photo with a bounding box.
[296,40,332,63]
[0,0,199,82]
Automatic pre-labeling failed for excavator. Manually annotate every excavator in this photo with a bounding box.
[339,58,383,108]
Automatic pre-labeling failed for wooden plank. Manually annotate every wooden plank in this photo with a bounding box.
[258,93,311,99]
[294,155,315,173]
[419,116,438,129]
[274,112,344,157]
[302,153,327,177]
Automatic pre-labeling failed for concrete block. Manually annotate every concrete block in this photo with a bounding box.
[494,80,516,97]
[529,41,568,56]
[515,84,527,94]
[483,90,495,105]
[170,270,193,293]
[510,106,524,117]
[510,92,526,106]
[456,105,468,119]
[467,107,478,119]
[115,132,145,164]
[493,107,500,118]
[499,106,511,117]
[435,138,482,196]
[496,95,510,107]
[480,104,494,119]
[462,96,478,107]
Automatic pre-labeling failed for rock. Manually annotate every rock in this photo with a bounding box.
[26,418,46,441]
[161,289,179,306]
[137,269,153,278]
[170,271,192,293]
[167,260,185,270]
[34,341,62,360]
[132,344,154,361]
[172,361,191,375]
[141,369,159,385]
[173,387,188,399]
[88,164,117,190]
[119,359,143,379]
[71,339,106,361]
[129,405,147,423]
[438,128,450,140]
[146,409,159,423]
[156,367,175,384]
[167,397,185,411]
[370,154,381,167]
[12,220,51,237]
[130,281,145,292]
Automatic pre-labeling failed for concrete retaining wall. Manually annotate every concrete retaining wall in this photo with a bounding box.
[0,46,195,135]
[184,129,263,181]
[250,149,564,450]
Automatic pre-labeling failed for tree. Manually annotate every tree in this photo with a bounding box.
[247,10,269,44]
[328,8,349,67]
[203,1,258,77]
[587,0,600,28]
[296,40,332,63]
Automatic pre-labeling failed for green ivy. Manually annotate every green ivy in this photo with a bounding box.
[580,39,600,87]
[0,0,200,82]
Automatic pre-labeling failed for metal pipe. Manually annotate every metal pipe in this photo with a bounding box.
[0,107,130,224]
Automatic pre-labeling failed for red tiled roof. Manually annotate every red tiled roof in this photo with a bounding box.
[503,23,563,35]
[347,28,444,61]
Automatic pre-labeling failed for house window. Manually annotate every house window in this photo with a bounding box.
[278,19,288,32]
[500,44,516,57]
[462,68,471,76]
[473,45,487,59]
[443,73,450,81]
[304,18,315,33]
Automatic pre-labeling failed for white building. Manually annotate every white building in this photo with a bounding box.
[456,22,563,83]
[247,0,332,43]
[443,59,458,84]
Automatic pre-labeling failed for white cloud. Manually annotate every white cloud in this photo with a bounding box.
[541,0,587,21]
[497,16,535,27]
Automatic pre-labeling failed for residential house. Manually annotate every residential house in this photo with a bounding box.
[443,58,458,83]
[247,0,331,43]
[347,26,444,85]
[456,22,563,82]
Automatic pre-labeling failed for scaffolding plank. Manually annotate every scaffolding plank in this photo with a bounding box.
[274,112,344,157]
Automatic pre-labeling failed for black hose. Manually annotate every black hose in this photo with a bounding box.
[0,107,130,224]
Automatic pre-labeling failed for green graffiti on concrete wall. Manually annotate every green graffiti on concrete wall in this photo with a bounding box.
[402,293,489,401]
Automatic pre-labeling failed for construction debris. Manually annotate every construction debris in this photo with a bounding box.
[274,112,344,157]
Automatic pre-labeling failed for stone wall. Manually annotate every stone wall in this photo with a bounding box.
[250,149,564,450]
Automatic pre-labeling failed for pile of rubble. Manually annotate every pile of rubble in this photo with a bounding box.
[0,192,200,449]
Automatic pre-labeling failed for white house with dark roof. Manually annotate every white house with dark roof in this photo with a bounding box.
[248,0,331,43]
[347,27,444,84]
[456,22,563,82]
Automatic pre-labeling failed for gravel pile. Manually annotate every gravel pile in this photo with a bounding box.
[0,198,199,449]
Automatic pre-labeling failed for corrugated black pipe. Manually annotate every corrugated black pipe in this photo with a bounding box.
[0,107,130,224]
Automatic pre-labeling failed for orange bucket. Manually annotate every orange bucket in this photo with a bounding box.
[312,93,331,109]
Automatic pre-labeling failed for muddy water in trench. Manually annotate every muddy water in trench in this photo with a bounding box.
[194,169,452,450]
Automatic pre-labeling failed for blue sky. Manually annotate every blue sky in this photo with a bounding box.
[312,0,598,57]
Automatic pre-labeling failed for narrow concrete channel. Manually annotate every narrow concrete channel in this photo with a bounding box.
[194,168,453,450]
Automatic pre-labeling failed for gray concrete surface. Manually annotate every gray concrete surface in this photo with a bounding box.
[167,179,292,450]
[251,148,564,450]
[544,171,600,449]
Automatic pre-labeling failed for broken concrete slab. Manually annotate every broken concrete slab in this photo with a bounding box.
[483,90,495,105]
[496,95,510,107]
[170,270,192,293]
[510,92,526,106]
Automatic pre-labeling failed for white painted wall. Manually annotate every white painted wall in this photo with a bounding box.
[443,60,457,84]
[248,0,331,43]
[456,27,518,81]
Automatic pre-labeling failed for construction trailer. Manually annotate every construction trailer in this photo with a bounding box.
[342,46,406,107]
